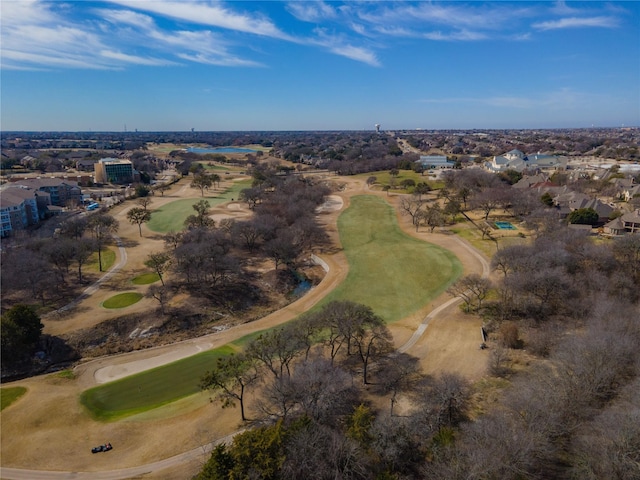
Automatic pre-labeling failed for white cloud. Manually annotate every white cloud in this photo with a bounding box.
[420,88,603,111]
[176,52,261,67]
[423,29,488,41]
[287,1,337,22]
[533,16,619,30]
[105,0,292,40]
[310,29,380,66]
[0,1,178,70]
[151,29,263,67]
[100,50,175,66]
[96,9,156,29]
[330,44,380,66]
[359,2,536,32]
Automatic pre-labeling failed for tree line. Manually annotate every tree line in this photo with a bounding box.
[196,300,473,480]
[194,175,640,478]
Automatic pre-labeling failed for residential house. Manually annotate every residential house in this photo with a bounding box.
[622,184,640,202]
[603,217,627,236]
[512,173,550,189]
[620,209,640,233]
[553,190,614,223]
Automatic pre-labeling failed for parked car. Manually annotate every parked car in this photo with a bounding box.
[91,443,112,454]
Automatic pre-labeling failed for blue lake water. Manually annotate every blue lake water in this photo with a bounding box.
[187,147,258,154]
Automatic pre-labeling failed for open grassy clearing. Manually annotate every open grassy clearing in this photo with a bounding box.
[82,194,461,419]
[147,179,252,233]
[80,346,237,421]
[357,170,444,193]
[1,386,27,411]
[131,273,161,285]
[87,247,116,272]
[102,292,143,309]
[451,221,529,257]
[197,162,231,171]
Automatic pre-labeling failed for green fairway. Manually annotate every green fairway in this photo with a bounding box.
[83,193,461,419]
[197,162,231,171]
[102,292,143,309]
[1,386,27,411]
[147,179,252,233]
[131,273,161,285]
[80,346,237,420]
[317,195,462,322]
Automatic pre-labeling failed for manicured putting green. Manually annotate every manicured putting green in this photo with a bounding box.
[1,386,27,411]
[102,292,143,309]
[80,346,236,420]
[147,179,252,233]
[131,273,160,285]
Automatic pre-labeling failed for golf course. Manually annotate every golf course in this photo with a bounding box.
[79,194,462,421]
[0,172,489,479]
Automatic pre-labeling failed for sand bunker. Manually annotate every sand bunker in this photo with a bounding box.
[316,195,343,213]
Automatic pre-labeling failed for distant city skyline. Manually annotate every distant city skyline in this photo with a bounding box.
[1,1,638,131]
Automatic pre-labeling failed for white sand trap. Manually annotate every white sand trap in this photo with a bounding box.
[94,343,211,384]
[316,195,343,213]
[210,214,234,222]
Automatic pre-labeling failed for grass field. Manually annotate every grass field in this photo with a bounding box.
[131,273,161,285]
[102,292,143,309]
[1,386,27,411]
[451,221,529,258]
[147,179,252,233]
[315,195,462,322]
[87,247,116,272]
[357,170,444,193]
[197,162,231,171]
[80,346,237,421]
[82,194,461,419]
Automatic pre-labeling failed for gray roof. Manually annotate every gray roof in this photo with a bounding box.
[12,178,79,189]
[0,185,37,208]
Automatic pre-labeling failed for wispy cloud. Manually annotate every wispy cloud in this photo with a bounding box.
[420,88,605,110]
[533,16,619,30]
[105,0,292,40]
[358,2,536,34]
[287,1,337,22]
[1,1,628,72]
[1,2,175,70]
[1,3,115,70]
[310,29,380,67]
[100,50,174,66]
[422,29,488,41]
[100,9,264,67]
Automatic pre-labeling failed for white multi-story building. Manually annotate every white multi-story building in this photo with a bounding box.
[0,185,41,237]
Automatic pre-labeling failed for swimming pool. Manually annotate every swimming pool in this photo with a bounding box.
[495,221,517,230]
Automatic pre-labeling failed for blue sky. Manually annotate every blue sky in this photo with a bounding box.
[1,1,638,131]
